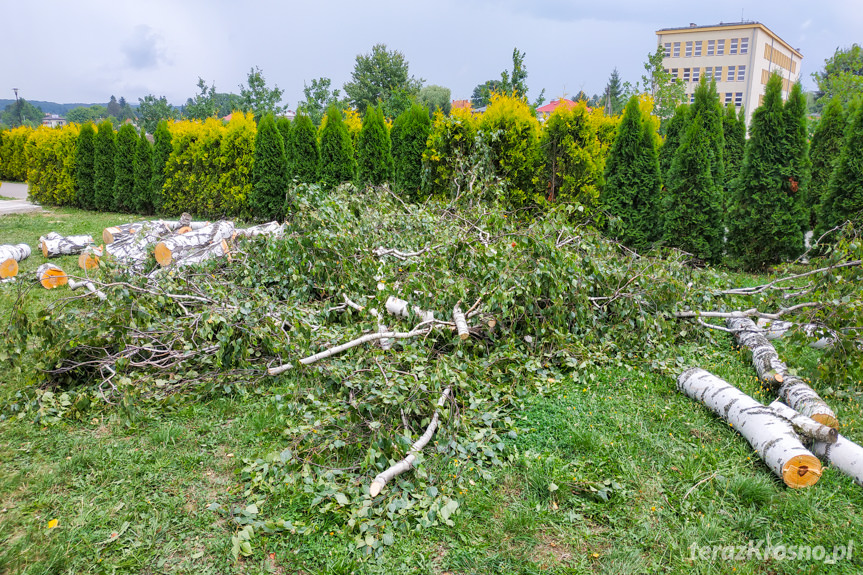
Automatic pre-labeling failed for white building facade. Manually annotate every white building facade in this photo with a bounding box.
[656,22,802,125]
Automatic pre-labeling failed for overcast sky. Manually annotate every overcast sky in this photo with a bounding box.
[5,1,862,108]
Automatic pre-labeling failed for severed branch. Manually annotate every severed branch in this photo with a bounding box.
[369,386,452,497]
[68,279,107,301]
[722,260,862,296]
[674,302,822,322]
[452,303,469,340]
[769,400,838,444]
[372,245,441,260]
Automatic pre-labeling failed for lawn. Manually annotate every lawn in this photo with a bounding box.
[1,204,862,575]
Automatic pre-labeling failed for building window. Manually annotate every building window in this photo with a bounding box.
[692,67,700,82]
[685,41,693,57]
[735,92,743,106]
[737,65,746,82]
[714,66,722,81]
[707,39,715,56]
[725,92,733,105]
[717,39,725,55]
[740,37,749,54]
[705,67,713,81]
[694,40,702,56]
[730,38,738,55]
[671,68,679,79]
[664,43,671,57]
[673,42,680,57]
[690,93,696,104]
[683,68,691,82]
[727,66,736,82]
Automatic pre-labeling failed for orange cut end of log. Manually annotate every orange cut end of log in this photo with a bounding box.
[41,241,49,258]
[154,242,173,267]
[774,373,784,383]
[103,227,120,244]
[0,258,18,279]
[782,454,821,488]
[811,413,840,430]
[77,252,100,270]
[39,268,68,289]
[176,226,192,235]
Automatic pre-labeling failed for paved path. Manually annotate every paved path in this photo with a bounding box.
[0,181,42,215]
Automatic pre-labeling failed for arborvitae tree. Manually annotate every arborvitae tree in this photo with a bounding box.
[689,78,725,187]
[151,120,172,213]
[94,120,116,211]
[658,104,689,182]
[275,116,292,155]
[811,98,847,232]
[783,83,811,233]
[133,130,153,214]
[357,104,393,186]
[540,102,602,207]
[819,102,863,231]
[74,123,96,210]
[113,123,138,212]
[391,102,431,198]
[662,112,725,262]
[727,74,807,269]
[249,113,290,220]
[287,112,319,183]
[319,106,356,188]
[722,103,746,191]
[600,96,662,251]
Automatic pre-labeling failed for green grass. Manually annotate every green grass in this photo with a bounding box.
[2,207,862,574]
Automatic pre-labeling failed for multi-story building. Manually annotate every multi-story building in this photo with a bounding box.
[656,21,802,125]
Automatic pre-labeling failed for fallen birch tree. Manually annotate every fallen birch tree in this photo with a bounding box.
[39,232,94,258]
[727,317,838,428]
[678,368,822,488]
[0,243,31,279]
[36,263,68,289]
[68,279,107,301]
[154,221,235,267]
[756,318,835,350]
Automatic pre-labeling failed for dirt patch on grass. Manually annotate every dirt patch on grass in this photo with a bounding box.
[529,532,576,567]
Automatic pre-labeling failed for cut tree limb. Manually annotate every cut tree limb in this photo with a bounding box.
[756,318,834,350]
[154,221,235,267]
[233,221,284,239]
[385,296,435,323]
[102,214,206,244]
[68,279,107,301]
[677,368,821,488]
[453,304,469,340]
[726,317,838,429]
[372,245,440,260]
[369,386,452,497]
[768,400,838,444]
[36,263,68,289]
[811,432,863,487]
[77,246,103,270]
[105,220,178,265]
[0,243,31,279]
[39,232,94,258]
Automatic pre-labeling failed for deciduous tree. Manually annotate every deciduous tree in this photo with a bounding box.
[344,44,422,118]
[298,77,344,126]
[137,95,178,135]
[239,66,287,121]
[417,85,451,116]
[812,44,863,110]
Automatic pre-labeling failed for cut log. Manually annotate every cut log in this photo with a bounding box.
[812,433,863,486]
[36,263,68,289]
[102,214,207,244]
[39,232,94,258]
[154,221,235,267]
[453,304,469,340]
[0,243,31,279]
[104,220,180,265]
[677,368,821,488]
[77,246,103,270]
[170,239,230,268]
[756,318,834,350]
[233,221,284,239]
[385,296,435,323]
[68,279,107,301]
[768,400,838,444]
[369,386,452,497]
[727,317,838,429]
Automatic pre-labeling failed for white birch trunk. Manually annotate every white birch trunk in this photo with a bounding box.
[170,239,230,268]
[811,433,863,486]
[233,221,284,239]
[105,220,177,265]
[385,296,435,323]
[102,216,207,244]
[369,308,393,350]
[77,245,103,270]
[154,221,235,267]
[727,317,838,429]
[677,368,821,488]
[756,318,834,350]
[369,386,452,497]
[453,304,469,340]
[39,232,94,258]
[0,243,31,279]
[36,263,68,289]
[68,279,107,301]
[768,400,838,444]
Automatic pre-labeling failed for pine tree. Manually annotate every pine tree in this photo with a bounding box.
[75,123,96,210]
[662,111,725,262]
[151,120,172,213]
[357,104,393,186]
[811,98,847,232]
[113,123,138,212]
[820,102,863,230]
[601,96,662,251]
[133,130,153,214]
[722,103,746,192]
[249,113,291,220]
[727,74,807,269]
[659,104,689,183]
[287,112,319,184]
[94,120,116,211]
[391,103,431,199]
[319,106,356,188]
[604,69,627,116]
